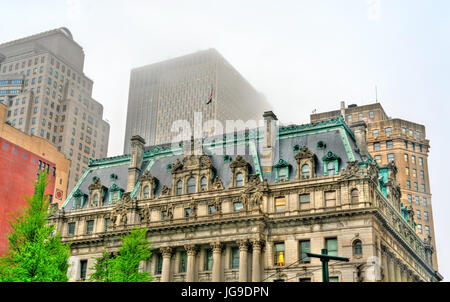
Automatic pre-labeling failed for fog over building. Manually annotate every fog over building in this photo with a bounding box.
[123,48,271,153]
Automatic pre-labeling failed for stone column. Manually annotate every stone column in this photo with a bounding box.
[388,256,395,282]
[211,242,223,282]
[251,239,264,282]
[395,260,402,282]
[160,247,173,282]
[237,240,249,282]
[381,250,389,282]
[185,245,198,282]
[401,265,407,282]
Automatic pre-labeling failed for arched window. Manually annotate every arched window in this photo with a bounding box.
[351,188,359,203]
[327,162,335,176]
[301,164,310,179]
[353,240,363,256]
[187,177,196,194]
[143,185,150,198]
[176,180,183,195]
[200,177,207,191]
[236,173,244,187]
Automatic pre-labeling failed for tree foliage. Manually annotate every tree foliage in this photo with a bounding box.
[89,228,153,282]
[0,172,71,282]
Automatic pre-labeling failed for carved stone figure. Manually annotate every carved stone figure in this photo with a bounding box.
[212,176,224,190]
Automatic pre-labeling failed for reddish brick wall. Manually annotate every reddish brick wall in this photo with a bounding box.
[0,138,56,256]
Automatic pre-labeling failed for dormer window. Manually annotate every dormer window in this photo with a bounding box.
[327,162,336,176]
[92,193,99,205]
[278,168,287,181]
[274,159,291,182]
[322,151,340,176]
[236,173,244,187]
[301,164,310,179]
[111,192,120,203]
[187,177,196,194]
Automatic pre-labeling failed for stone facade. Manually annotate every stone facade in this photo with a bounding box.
[50,114,442,282]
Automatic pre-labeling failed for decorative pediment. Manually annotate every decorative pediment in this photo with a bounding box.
[341,161,361,178]
[171,159,183,173]
[109,183,123,193]
[139,170,156,182]
[247,174,262,187]
[273,159,291,168]
[229,155,250,169]
[295,146,315,162]
[212,176,224,190]
[160,185,171,197]
[73,189,86,199]
[322,151,340,162]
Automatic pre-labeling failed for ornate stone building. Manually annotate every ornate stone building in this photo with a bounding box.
[49,113,442,282]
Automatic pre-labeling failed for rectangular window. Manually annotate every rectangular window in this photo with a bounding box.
[274,243,285,266]
[205,249,213,271]
[385,128,392,135]
[425,226,430,236]
[387,154,395,162]
[405,167,409,176]
[374,155,381,163]
[423,197,428,207]
[412,156,416,164]
[414,182,418,191]
[156,254,163,274]
[80,260,87,280]
[86,220,94,234]
[369,111,374,119]
[233,202,243,211]
[299,194,310,204]
[416,210,421,220]
[418,224,422,234]
[326,238,338,257]
[180,251,187,273]
[419,158,423,166]
[104,218,110,231]
[408,194,412,203]
[372,129,379,137]
[68,222,75,236]
[424,211,429,221]
[275,196,287,212]
[184,208,191,218]
[421,184,426,193]
[161,211,167,221]
[404,141,408,149]
[373,143,380,151]
[299,240,311,263]
[415,196,420,205]
[407,180,411,189]
[386,140,393,149]
[420,170,425,180]
[325,191,336,207]
[329,277,339,282]
[208,205,216,215]
[231,247,240,269]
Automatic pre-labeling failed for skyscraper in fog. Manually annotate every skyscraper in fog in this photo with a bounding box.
[0,28,110,192]
[124,49,271,152]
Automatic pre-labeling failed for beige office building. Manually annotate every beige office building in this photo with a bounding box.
[0,28,110,193]
[311,102,438,270]
[124,48,271,152]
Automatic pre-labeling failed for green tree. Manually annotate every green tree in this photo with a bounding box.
[89,228,154,282]
[0,172,71,282]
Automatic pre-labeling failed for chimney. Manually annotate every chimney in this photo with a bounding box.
[127,135,146,192]
[340,101,346,118]
[261,111,278,173]
[350,121,369,160]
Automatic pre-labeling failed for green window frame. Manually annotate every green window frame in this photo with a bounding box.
[326,238,338,257]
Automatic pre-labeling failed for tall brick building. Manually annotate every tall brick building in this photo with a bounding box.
[311,102,438,270]
[0,103,70,255]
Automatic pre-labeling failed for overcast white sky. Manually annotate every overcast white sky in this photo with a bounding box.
[1,0,449,280]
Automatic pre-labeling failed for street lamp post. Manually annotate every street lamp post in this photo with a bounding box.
[306,249,350,282]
